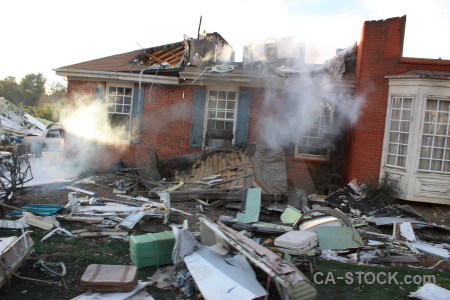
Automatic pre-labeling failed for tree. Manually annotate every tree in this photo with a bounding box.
[45,82,68,103]
[18,73,46,106]
[0,76,21,104]
[23,81,67,122]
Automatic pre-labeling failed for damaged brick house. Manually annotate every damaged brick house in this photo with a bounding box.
[55,16,450,205]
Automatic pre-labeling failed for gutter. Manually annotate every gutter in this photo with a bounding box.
[54,68,179,85]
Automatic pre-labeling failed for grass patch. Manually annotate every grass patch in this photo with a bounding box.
[306,259,450,300]
[1,227,448,299]
[0,226,157,300]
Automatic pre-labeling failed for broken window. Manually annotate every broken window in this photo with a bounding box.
[418,98,450,173]
[107,86,133,140]
[386,97,412,168]
[296,100,333,157]
[204,89,237,147]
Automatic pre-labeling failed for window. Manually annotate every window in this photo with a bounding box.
[296,101,333,157]
[45,129,64,139]
[418,98,450,173]
[205,89,237,147]
[107,86,133,139]
[386,97,412,167]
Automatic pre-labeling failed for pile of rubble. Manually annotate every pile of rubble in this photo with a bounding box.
[1,141,449,299]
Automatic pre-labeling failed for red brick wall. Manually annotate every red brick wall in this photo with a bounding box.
[65,80,321,189]
[67,80,98,98]
[345,16,450,183]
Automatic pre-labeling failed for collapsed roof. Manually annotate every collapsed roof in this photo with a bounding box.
[55,32,356,84]
[57,32,235,75]
[0,97,47,137]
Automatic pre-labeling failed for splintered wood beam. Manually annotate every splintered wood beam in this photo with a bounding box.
[145,52,165,64]
[156,46,185,61]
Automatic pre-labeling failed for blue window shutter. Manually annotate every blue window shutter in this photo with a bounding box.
[130,87,144,143]
[94,84,105,102]
[189,89,206,147]
[235,91,251,145]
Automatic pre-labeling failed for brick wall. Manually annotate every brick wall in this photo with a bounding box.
[345,16,450,183]
[65,80,321,190]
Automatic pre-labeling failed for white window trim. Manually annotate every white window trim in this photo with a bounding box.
[383,95,414,170]
[416,95,450,174]
[381,77,450,204]
[203,86,239,148]
[106,83,134,141]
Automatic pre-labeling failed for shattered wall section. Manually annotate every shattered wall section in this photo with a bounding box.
[188,33,235,66]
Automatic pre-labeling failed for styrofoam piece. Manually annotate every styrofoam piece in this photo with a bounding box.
[409,283,450,300]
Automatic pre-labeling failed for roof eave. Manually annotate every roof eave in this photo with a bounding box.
[54,68,179,85]
[179,71,356,89]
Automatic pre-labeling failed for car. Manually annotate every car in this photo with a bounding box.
[21,124,65,153]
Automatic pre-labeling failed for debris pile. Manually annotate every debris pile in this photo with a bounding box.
[0,140,449,299]
[0,97,48,151]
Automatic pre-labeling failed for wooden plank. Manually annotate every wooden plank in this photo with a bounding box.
[197,160,206,182]
[79,231,128,237]
[119,212,146,230]
[65,186,95,195]
[145,52,165,64]
[212,153,218,175]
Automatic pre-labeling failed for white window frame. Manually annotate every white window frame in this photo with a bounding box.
[203,86,239,147]
[106,84,134,141]
[381,76,450,204]
[295,99,334,159]
[385,96,413,169]
[418,97,450,174]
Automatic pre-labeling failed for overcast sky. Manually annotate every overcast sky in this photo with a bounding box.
[1,0,449,87]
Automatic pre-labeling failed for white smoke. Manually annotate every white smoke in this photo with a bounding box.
[257,49,365,153]
[26,94,131,185]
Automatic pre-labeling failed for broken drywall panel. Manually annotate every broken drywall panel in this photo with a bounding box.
[315,226,364,250]
[399,222,417,242]
[184,247,267,300]
[171,224,200,265]
[126,290,154,300]
[199,217,318,300]
[409,283,450,300]
[71,281,152,300]
[236,188,261,223]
